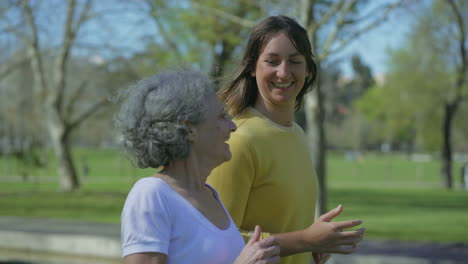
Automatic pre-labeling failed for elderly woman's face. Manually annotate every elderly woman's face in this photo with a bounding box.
[191,96,237,167]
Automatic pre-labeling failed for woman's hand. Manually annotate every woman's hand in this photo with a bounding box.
[234,225,280,264]
[303,205,366,254]
[312,252,330,264]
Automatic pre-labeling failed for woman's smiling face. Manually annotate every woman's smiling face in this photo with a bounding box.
[191,95,237,168]
[252,32,309,110]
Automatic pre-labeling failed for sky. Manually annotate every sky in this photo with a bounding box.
[73,1,414,79]
[341,19,409,77]
[339,2,413,77]
[81,1,413,79]
[1,1,412,79]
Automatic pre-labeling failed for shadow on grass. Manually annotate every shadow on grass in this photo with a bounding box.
[0,261,33,264]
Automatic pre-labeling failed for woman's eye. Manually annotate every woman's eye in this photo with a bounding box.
[265,60,279,65]
[290,60,302,64]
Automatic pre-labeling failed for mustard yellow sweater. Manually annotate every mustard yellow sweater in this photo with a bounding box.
[207,108,318,264]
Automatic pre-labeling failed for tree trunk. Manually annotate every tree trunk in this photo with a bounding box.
[443,0,466,190]
[210,40,234,86]
[441,102,457,189]
[47,108,79,191]
[305,82,327,215]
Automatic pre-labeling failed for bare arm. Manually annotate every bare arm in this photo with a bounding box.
[124,252,167,264]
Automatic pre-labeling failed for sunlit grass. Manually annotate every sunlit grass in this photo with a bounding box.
[328,187,468,243]
[0,190,126,223]
[1,149,467,243]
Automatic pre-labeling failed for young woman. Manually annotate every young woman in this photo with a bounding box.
[207,16,366,264]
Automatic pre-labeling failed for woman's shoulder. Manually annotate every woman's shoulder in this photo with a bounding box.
[233,109,272,135]
[133,176,166,189]
[128,177,172,199]
[234,108,303,137]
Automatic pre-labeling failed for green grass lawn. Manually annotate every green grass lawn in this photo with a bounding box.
[328,187,468,243]
[1,149,467,243]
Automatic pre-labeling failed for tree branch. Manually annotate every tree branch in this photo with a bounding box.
[21,0,48,103]
[447,0,467,103]
[147,1,181,56]
[321,1,404,60]
[74,0,91,30]
[53,0,76,113]
[54,0,91,116]
[64,80,88,120]
[66,96,108,134]
[191,2,256,28]
[1,20,25,34]
[0,56,30,81]
[319,0,357,60]
[311,0,344,32]
[346,1,403,25]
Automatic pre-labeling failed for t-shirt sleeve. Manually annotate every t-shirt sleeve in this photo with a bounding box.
[121,181,171,258]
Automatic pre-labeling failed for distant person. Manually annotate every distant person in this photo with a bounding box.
[207,15,365,264]
[116,69,280,264]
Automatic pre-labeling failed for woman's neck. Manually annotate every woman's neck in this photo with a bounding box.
[156,157,210,192]
[253,100,295,127]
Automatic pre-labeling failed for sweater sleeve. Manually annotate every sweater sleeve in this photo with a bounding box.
[239,229,271,243]
[208,134,253,226]
[208,134,270,242]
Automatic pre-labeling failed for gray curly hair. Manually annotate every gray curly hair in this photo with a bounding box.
[114,69,215,168]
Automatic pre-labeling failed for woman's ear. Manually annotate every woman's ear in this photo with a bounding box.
[186,123,197,142]
[250,66,256,77]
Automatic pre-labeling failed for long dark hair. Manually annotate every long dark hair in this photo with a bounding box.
[219,15,318,115]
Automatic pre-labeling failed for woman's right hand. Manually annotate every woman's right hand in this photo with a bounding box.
[234,225,280,264]
[303,204,366,254]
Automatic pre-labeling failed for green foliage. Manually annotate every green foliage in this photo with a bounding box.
[324,55,378,150]
[142,0,261,76]
[355,0,468,152]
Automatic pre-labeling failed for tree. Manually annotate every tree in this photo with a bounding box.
[21,0,107,191]
[441,0,467,188]
[291,0,404,213]
[1,0,143,190]
[324,55,376,151]
[325,54,374,124]
[356,0,468,188]
[0,49,46,178]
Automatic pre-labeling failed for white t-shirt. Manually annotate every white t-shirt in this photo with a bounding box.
[121,177,245,264]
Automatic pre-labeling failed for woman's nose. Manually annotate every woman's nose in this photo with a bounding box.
[228,118,237,132]
[276,61,290,78]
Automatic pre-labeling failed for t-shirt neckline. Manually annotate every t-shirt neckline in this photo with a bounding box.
[247,107,296,133]
[149,177,233,232]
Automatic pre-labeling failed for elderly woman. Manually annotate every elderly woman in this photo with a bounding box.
[116,69,280,264]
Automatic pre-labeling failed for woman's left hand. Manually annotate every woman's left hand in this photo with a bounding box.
[312,252,330,264]
[234,225,280,264]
